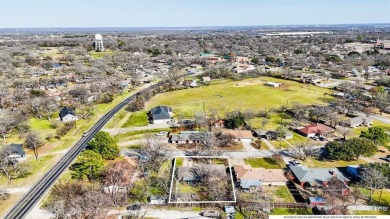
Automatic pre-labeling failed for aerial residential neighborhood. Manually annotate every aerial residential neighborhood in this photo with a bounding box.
[0,1,390,219]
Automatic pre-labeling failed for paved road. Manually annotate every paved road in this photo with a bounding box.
[3,83,161,219]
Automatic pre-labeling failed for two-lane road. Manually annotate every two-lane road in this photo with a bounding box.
[3,83,159,219]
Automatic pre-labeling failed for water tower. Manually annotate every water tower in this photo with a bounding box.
[94,34,104,52]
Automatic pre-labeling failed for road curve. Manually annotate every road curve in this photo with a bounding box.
[3,83,161,219]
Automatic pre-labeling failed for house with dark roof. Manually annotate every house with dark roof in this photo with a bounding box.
[170,131,208,144]
[59,107,78,122]
[148,106,173,124]
[6,143,26,162]
[288,165,350,195]
[296,123,334,137]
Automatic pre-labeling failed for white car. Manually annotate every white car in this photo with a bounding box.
[156,131,167,136]
[82,131,89,137]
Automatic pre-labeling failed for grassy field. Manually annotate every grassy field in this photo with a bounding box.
[122,111,148,128]
[105,109,129,128]
[274,186,295,202]
[353,210,388,215]
[244,158,281,168]
[146,77,332,118]
[271,208,313,215]
[358,187,390,206]
[90,51,115,58]
[114,128,170,143]
[301,157,366,168]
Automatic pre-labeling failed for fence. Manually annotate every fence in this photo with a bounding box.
[347,205,388,211]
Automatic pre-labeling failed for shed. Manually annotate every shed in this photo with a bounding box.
[309,196,326,206]
[265,82,281,87]
[149,196,166,205]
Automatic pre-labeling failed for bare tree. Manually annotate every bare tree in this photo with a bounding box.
[360,166,386,203]
[0,110,24,142]
[336,126,351,140]
[288,144,320,161]
[68,191,111,219]
[138,134,168,172]
[24,131,43,159]
[0,188,10,200]
[193,113,207,130]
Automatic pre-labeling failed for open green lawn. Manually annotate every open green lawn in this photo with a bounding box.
[358,187,390,206]
[90,51,115,58]
[301,157,366,168]
[114,128,170,142]
[250,113,293,130]
[105,109,129,129]
[122,111,148,128]
[353,210,388,215]
[146,77,332,118]
[271,208,313,215]
[274,186,295,202]
[244,158,281,169]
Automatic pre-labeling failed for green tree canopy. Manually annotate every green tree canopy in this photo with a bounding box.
[224,111,246,129]
[71,150,104,180]
[360,126,389,145]
[87,131,119,160]
[325,138,377,161]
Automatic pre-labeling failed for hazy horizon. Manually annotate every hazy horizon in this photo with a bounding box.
[1,0,389,28]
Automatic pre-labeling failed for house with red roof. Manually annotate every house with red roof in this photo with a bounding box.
[296,123,335,137]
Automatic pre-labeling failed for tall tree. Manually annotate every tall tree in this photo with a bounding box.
[360,166,386,203]
[87,131,119,160]
[24,131,43,159]
[275,126,288,149]
[360,126,389,145]
[71,150,104,180]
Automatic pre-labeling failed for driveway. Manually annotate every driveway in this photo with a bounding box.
[103,123,170,135]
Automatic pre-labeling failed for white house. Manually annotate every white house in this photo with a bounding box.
[59,107,78,122]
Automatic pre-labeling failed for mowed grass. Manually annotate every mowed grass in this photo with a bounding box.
[358,187,390,206]
[271,208,313,215]
[90,51,115,58]
[146,77,331,117]
[122,111,148,128]
[244,158,281,168]
[301,157,366,168]
[353,210,388,215]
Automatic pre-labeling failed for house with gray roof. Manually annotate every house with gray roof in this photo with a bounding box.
[339,116,372,128]
[6,143,26,163]
[148,106,173,124]
[170,131,210,144]
[288,165,350,194]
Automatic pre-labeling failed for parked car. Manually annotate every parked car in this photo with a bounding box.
[202,210,220,217]
[310,136,319,141]
[383,155,390,162]
[289,160,301,166]
[127,204,141,211]
[319,136,326,141]
[156,131,167,136]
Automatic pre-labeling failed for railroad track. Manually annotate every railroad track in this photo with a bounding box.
[3,82,164,219]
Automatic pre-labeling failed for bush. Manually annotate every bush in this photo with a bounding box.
[251,139,262,149]
[50,120,60,129]
[56,121,75,139]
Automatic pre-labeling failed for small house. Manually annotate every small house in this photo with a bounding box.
[149,196,166,205]
[296,123,335,137]
[221,129,253,142]
[234,165,288,188]
[265,82,281,87]
[339,116,372,128]
[6,143,26,162]
[59,107,78,122]
[202,76,211,82]
[148,106,173,124]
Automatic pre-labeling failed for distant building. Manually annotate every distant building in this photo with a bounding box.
[94,34,104,52]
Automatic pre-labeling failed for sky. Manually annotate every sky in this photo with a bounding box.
[0,0,389,28]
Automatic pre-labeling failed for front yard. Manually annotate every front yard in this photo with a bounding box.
[244,158,283,169]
